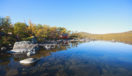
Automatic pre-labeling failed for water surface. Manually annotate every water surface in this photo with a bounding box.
[0,41,132,76]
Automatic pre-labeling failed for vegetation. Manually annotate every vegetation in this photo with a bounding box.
[0,16,15,48]
[0,16,76,50]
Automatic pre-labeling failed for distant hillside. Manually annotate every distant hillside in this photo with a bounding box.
[79,31,132,44]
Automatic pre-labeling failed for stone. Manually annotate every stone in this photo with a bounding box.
[1,47,7,51]
[10,41,39,55]
[27,51,36,56]
[19,58,39,64]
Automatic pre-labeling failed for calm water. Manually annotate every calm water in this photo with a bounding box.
[0,41,132,76]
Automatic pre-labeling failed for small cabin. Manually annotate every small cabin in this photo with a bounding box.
[60,33,69,39]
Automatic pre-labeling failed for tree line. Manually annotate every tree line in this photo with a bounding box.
[0,16,82,48]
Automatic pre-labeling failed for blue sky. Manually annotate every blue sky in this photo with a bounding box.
[0,0,132,34]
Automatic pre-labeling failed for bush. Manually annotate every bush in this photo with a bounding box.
[22,36,33,41]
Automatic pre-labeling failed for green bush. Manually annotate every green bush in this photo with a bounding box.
[22,36,33,41]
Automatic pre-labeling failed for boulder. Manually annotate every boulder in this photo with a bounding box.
[20,58,39,64]
[10,41,39,55]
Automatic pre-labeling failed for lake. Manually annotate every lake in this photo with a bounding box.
[0,41,132,76]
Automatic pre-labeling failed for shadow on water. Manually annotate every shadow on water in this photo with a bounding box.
[0,41,132,76]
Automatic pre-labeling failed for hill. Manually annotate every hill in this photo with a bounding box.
[78,31,132,44]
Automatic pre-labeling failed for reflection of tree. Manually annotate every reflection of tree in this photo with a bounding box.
[71,41,86,48]
[0,54,11,65]
[71,42,79,47]
[31,45,68,59]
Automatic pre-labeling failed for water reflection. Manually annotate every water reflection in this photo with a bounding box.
[0,41,132,76]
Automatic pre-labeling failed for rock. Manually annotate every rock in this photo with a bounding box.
[19,58,39,64]
[42,44,56,50]
[27,51,36,56]
[12,41,32,49]
[10,41,39,55]
[1,47,7,51]
[44,45,51,50]
[8,44,12,47]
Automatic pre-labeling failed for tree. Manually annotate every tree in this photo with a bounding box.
[48,26,58,39]
[14,22,29,40]
[27,20,36,36]
[0,17,15,47]
[35,25,48,38]
[70,32,80,39]
[57,27,67,34]
[0,16,12,34]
